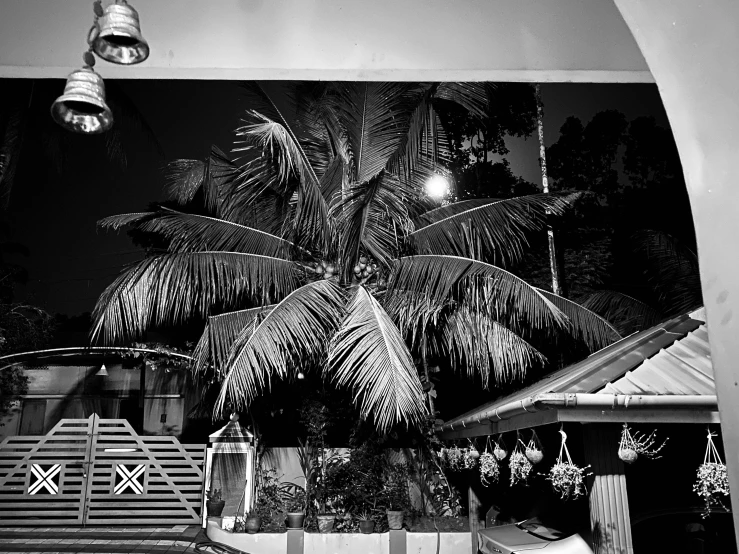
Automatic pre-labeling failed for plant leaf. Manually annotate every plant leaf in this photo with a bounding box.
[390,255,568,333]
[443,305,546,386]
[193,305,276,380]
[536,288,622,351]
[409,193,578,265]
[214,280,346,416]
[126,208,300,258]
[582,289,663,336]
[91,252,299,344]
[328,286,426,433]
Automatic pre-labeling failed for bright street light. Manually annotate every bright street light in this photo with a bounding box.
[425,174,450,199]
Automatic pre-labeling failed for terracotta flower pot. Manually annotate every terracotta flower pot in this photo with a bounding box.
[286,512,305,529]
[386,510,403,530]
[317,513,335,533]
[244,516,261,534]
[359,519,375,534]
[206,499,225,517]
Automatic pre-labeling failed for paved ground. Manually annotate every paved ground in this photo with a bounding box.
[0,526,207,554]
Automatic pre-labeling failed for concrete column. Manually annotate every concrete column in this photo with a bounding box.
[286,529,304,554]
[613,1,739,547]
[468,483,485,554]
[389,529,407,554]
[582,424,632,554]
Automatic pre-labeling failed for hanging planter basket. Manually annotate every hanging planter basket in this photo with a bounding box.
[508,433,533,486]
[525,429,544,465]
[464,440,480,470]
[618,423,667,464]
[693,430,730,518]
[493,435,508,461]
[547,428,591,501]
[447,445,464,472]
[479,437,500,487]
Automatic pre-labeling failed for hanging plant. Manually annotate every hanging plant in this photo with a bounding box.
[479,437,500,487]
[525,429,544,465]
[547,428,592,501]
[693,430,730,518]
[464,440,480,470]
[447,445,464,472]
[493,435,508,461]
[509,433,533,486]
[618,423,668,464]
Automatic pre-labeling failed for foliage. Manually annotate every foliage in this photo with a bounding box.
[694,463,730,519]
[0,366,27,425]
[479,451,499,486]
[252,468,289,532]
[93,81,618,433]
[508,451,533,486]
[382,463,412,512]
[547,462,591,501]
[206,488,222,502]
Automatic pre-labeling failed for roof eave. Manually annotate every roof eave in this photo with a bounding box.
[435,393,719,439]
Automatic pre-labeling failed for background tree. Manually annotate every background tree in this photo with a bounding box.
[0,221,54,424]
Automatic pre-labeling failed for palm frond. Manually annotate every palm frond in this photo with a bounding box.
[328,286,426,433]
[382,289,450,350]
[164,146,238,213]
[389,254,568,340]
[332,172,415,276]
[214,280,346,416]
[582,289,663,336]
[433,82,490,120]
[443,306,546,386]
[192,305,275,380]
[535,288,622,351]
[98,212,155,231]
[386,84,444,180]
[91,252,299,344]
[334,83,412,184]
[409,193,578,265]
[234,110,329,246]
[631,230,702,315]
[129,208,300,258]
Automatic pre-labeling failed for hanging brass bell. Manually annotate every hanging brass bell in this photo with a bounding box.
[92,1,149,65]
[50,67,114,134]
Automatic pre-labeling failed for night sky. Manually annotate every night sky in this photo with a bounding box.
[6,81,672,317]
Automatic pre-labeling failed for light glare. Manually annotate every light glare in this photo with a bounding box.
[425,175,450,199]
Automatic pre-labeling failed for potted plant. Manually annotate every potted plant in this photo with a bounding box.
[383,463,411,530]
[357,510,375,534]
[286,488,307,529]
[206,488,225,517]
[244,509,261,534]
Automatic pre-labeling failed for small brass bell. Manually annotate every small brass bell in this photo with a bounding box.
[50,66,114,134]
[92,1,149,65]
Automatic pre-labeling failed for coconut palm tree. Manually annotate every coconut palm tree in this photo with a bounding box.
[92,82,619,433]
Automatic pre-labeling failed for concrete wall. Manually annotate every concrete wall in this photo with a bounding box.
[0,0,651,82]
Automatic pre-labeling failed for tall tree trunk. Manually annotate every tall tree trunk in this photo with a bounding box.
[535,84,566,297]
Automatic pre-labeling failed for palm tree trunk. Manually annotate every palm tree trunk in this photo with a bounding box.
[535,84,565,297]
[421,336,435,415]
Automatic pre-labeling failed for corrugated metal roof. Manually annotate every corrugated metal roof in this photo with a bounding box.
[442,311,708,429]
[599,323,712,395]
